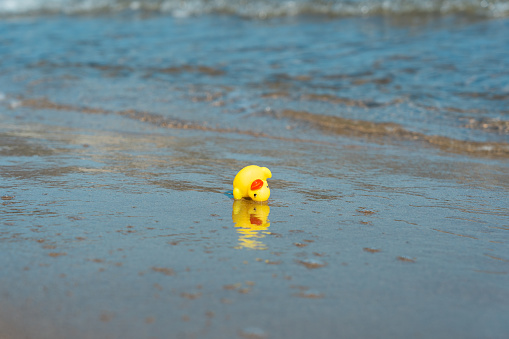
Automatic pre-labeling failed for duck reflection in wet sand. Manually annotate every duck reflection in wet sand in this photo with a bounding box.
[232,200,270,250]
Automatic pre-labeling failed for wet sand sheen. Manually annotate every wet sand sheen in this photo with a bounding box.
[2,104,509,339]
[281,110,509,158]
[15,97,509,159]
[15,98,330,145]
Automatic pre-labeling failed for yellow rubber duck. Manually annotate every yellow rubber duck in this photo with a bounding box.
[233,165,272,202]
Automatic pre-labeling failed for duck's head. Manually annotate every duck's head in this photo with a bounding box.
[248,179,270,202]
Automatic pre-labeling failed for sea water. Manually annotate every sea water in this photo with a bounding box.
[1,1,509,338]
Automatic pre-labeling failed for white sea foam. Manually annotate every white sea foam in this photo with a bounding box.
[0,0,508,17]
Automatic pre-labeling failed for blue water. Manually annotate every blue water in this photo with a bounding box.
[1,1,509,338]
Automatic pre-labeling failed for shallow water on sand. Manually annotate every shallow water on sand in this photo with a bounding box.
[1,3,509,339]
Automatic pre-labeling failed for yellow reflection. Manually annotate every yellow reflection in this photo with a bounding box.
[232,200,270,250]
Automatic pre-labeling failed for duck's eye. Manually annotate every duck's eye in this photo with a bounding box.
[254,194,257,197]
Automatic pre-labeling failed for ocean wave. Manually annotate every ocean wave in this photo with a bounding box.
[1,0,509,18]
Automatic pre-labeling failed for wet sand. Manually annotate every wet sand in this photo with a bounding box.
[1,108,508,338]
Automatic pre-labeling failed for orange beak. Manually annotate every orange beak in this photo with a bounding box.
[250,179,263,190]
